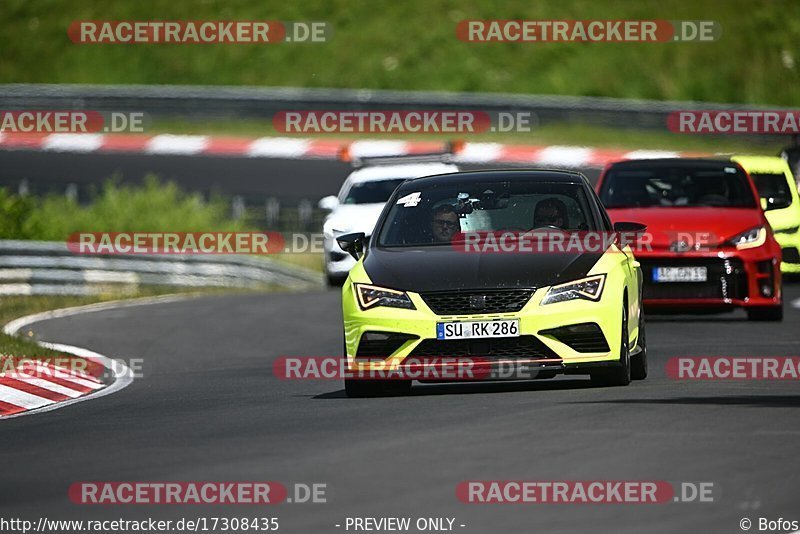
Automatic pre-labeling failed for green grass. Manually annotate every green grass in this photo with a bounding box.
[1,0,799,105]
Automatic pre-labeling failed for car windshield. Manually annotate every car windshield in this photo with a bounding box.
[343,179,406,204]
[600,164,757,208]
[750,172,793,208]
[378,181,596,247]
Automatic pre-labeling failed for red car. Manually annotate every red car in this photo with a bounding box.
[597,158,782,321]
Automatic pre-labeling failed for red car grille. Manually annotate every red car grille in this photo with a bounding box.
[639,258,748,300]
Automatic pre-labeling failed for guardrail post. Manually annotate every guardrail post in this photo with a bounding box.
[297,199,313,230]
[18,179,29,197]
[265,197,281,227]
[66,183,78,202]
[232,195,246,220]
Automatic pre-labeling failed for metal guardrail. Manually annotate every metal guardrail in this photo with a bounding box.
[0,240,323,296]
[1,83,796,135]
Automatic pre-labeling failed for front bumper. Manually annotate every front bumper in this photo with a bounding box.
[342,280,626,379]
[634,247,781,309]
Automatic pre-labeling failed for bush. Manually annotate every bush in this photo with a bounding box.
[0,176,246,241]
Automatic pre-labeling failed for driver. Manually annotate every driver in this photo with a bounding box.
[533,198,568,229]
[431,204,461,242]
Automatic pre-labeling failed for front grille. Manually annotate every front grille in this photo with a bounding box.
[420,289,534,315]
[356,332,418,358]
[409,335,559,360]
[782,247,800,264]
[539,323,610,353]
[640,258,748,300]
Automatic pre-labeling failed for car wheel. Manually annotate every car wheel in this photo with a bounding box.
[746,304,783,322]
[630,307,648,381]
[591,303,631,387]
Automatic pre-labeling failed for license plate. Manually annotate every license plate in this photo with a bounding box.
[436,319,519,340]
[653,266,708,282]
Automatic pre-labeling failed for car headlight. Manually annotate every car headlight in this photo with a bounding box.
[540,275,606,306]
[728,226,766,249]
[355,284,416,310]
[323,219,349,237]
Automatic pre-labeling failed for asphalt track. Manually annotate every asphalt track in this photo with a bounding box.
[0,153,797,533]
[1,285,800,533]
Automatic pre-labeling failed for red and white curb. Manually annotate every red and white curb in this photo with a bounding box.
[0,132,699,167]
[0,294,185,419]
[0,355,105,416]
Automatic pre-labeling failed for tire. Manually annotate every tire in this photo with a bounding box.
[630,307,648,381]
[746,304,783,322]
[344,379,411,397]
[591,302,631,387]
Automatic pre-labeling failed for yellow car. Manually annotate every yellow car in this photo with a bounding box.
[336,170,647,397]
[733,156,800,273]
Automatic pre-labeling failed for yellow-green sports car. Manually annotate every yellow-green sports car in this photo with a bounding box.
[733,155,800,273]
[336,170,647,397]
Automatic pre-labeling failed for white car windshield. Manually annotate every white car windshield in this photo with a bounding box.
[342,179,406,204]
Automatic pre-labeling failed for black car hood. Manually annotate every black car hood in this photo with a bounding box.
[363,246,604,292]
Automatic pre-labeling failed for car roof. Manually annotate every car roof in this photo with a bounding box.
[402,169,588,188]
[606,157,743,170]
[346,162,460,183]
[731,155,792,175]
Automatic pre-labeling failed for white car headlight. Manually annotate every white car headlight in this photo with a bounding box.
[728,226,766,249]
[541,275,606,306]
[355,284,416,310]
[323,219,350,237]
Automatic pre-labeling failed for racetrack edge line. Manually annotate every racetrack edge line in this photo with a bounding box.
[0,293,192,420]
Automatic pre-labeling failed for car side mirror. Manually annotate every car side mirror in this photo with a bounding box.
[761,197,791,211]
[318,195,339,211]
[337,232,366,260]
[613,222,647,234]
[613,222,647,249]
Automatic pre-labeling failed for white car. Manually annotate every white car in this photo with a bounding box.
[320,160,459,285]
